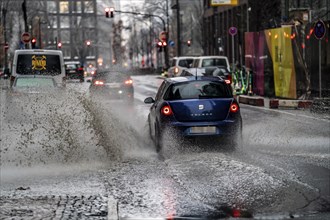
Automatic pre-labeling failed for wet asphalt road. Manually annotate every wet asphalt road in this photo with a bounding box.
[0,77,329,219]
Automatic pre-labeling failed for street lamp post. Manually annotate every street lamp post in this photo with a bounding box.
[247,6,251,32]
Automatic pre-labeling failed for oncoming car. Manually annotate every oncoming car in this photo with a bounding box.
[64,61,84,82]
[89,70,134,102]
[144,76,242,152]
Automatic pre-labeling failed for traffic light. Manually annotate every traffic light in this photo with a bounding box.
[157,41,163,52]
[57,42,62,49]
[31,38,36,49]
[86,40,91,46]
[187,40,191,47]
[105,7,110,18]
[110,7,114,18]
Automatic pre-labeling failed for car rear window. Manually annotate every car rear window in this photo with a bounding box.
[201,58,227,67]
[164,80,232,100]
[95,72,129,82]
[15,78,55,87]
[178,59,194,68]
[16,54,61,76]
[65,64,78,70]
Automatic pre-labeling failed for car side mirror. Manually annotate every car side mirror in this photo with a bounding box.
[144,97,155,104]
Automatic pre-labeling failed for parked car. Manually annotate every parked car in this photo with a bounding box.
[167,56,195,77]
[192,56,230,72]
[144,76,242,153]
[64,61,84,82]
[89,70,134,102]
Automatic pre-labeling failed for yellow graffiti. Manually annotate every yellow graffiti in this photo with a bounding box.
[32,55,47,70]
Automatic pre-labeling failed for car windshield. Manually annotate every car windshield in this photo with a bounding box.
[14,77,55,87]
[95,71,130,82]
[165,80,232,100]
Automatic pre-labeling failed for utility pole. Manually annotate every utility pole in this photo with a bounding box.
[176,0,181,56]
[2,7,8,71]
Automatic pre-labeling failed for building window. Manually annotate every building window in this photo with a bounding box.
[46,30,58,45]
[84,1,94,13]
[60,16,70,28]
[73,1,82,13]
[60,30,70,43]
[60,1,69,14]
[73,16,82,26]
[48,16,57,28]
[84,17,95,28]
[47,1,57,13]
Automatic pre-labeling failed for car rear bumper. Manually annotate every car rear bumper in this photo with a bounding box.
[162,119,241,137]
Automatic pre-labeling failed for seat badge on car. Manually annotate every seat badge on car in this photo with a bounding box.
[199,104,204,110]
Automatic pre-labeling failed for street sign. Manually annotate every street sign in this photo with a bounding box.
[159,31,167,42]
[169,40,175,47]
[229,27,237,36]
[314,20,326,40]
[21,32,31,44]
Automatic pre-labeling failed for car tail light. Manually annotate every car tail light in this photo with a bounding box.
[78,67,84,71]
[225,79,231,84]
[91,71,95,75]
[125,79,133,85]
[230,103,239,113]
[227,75,232,84]
[94,80,104,85]
[161,105,173,116]
[174,67,179,74]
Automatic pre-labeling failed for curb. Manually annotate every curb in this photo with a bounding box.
[238,95,313,109]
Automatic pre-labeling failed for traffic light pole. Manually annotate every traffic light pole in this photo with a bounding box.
[113,10,169,69]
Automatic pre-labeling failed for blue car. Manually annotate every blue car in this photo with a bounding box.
[144,76,242,152]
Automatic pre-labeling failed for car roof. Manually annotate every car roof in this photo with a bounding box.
[64,61,80,64]
[14,49,63,56]
[172,56,196,59]
[166,76,226,83]
[196,56,228,59]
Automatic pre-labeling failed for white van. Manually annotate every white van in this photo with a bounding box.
[11,49,66,86]
[167,56,195,77]
[192,56,230,72]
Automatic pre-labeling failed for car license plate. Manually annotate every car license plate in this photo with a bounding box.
[190,126,216,134]
[106,83,120,88]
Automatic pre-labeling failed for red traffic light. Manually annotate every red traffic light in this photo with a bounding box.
[31,38,37,48]
[187,40,191,47]
[157,41,162,47]
[58,42,62,48]
[110,7,114,18]
[86,40,91,46]
[162,41,167,47]
[105,7,110,17]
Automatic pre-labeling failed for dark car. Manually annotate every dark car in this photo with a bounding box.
[144,76,242,152]
[89,70,134,102]
[64,61,84,82]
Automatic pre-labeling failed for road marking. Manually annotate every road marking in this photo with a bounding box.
[108,196,118,220]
